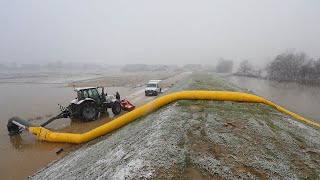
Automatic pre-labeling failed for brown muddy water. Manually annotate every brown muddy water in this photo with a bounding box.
[0,83,135,179]
[224,75,320,124]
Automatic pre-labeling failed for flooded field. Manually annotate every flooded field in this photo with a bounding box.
[0,71,188,179]
[0,83,135,179]
[223,75,320,124]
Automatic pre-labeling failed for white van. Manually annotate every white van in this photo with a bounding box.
[145,80,162,96]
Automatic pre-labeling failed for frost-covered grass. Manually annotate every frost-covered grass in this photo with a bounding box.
[31,72,320,180]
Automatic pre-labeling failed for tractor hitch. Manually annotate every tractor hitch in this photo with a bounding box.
[40,109,70,127]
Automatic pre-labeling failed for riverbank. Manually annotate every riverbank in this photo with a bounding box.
[31,72,320,179]
[232,73,320,87]
[222,75,320,124]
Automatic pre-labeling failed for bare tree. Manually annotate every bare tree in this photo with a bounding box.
[266,50,320,84]
[237,60,253,76]
[312,58,320,84]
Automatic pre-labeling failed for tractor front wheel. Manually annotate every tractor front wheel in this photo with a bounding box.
[112,101,121,115]
[80,101,99,122]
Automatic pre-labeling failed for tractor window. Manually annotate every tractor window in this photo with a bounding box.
[77,91,84,100]
[88,89,99,99]
[97,88,103,95]
[82,90,89,98]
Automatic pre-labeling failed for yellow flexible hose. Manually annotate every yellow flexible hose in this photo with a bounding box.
[29,91,320,144]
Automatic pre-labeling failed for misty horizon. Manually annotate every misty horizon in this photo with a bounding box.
[1,0,320,66]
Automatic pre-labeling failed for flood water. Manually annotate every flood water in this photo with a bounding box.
[3,73,319,178]
[0,71,188,179]
[223,75,320,124]
[0,82,135,179]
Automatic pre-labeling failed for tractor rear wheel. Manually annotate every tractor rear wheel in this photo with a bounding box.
[80,101,99,121]
[112,101,121,115]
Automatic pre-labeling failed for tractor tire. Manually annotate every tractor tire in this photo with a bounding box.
[79,101,99,122]
[112,101,121,115]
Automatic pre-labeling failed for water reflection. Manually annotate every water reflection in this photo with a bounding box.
[224,76,320,124]
[8,110,118,150]
[9,135,24,149]
[9,133,65,151]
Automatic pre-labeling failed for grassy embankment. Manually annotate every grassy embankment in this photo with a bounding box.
[159,72,320,179]
[31,72,320,180]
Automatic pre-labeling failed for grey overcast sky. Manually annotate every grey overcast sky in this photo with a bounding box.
[0,0,319,65]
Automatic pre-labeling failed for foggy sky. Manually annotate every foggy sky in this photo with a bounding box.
[0,0,320,65]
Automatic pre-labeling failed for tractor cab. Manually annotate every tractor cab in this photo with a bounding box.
[75,87,106,104]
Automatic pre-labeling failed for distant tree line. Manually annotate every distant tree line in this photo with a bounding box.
[232,50,320,85]
[121,64,169,72]
[182,64,203,71]
[266,51,320,84]
[0,61,119,71]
